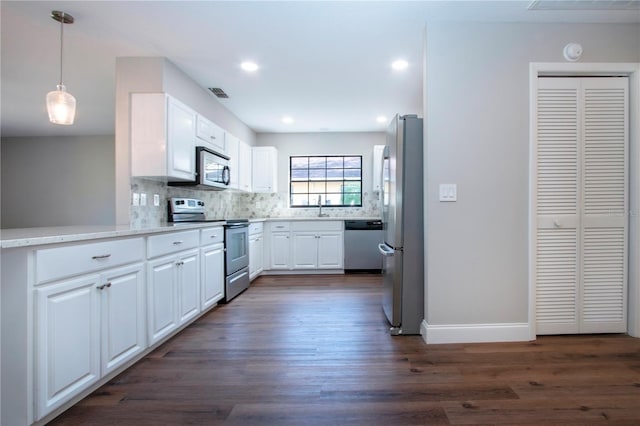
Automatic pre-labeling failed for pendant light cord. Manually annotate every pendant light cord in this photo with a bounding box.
[59,11,64,86]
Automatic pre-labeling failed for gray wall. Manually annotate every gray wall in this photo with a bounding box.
[1,135,115,228]
[256,131,385,199]
[425,23,640,327]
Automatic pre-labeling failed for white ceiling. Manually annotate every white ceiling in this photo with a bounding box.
[1,1,639,137]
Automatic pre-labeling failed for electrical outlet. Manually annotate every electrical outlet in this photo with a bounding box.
[132,192,140,206]
[140,193,147,206]
[153,194,160,206]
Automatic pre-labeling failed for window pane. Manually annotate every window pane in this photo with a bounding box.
[291,169,309,180]
[342,194,361,206]
[343,181,361,193]
[309,157,326,168]
[326,157,343,168]
[344,169,361,179]
[291,182,308,194]
[309,169,326,179]
[309,181,325,192]
[291,157,308,169]
[325,193,342,206]
[326,181,343,192]
[344,157,361,168]
[291,194,309,206]
[326,169,343,179]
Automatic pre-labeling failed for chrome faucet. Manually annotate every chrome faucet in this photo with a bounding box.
[317,195,328,217]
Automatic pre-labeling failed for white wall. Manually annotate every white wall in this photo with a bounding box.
[115,57,256,224]
[256,131,385,205]
[424,23,640,338]
[1,135,115,228]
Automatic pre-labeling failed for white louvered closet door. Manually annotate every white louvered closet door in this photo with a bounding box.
[535,77,628,335]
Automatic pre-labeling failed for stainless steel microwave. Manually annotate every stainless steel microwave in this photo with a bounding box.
[169,146,230,190]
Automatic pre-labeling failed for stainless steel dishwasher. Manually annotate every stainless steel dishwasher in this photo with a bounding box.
[344,220,383,272]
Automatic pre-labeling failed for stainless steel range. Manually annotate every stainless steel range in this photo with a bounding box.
[223,220,250,302]
[168,198,250,302]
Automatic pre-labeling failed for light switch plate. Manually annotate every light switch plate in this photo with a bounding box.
[140,193,147,206]
[439,184,457,202]
[153,194,160,206]
[132,192,140,206]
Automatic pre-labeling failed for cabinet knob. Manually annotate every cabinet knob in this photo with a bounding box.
[211,235,217,238]
[105,282,112,288]
[173,241,184,245]
[210,135,216,140]
[176,260,184,266]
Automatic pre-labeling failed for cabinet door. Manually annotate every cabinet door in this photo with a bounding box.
[147,256,179,345]
[178,250,200,325]
[318,232,344,269]
[270,232,291,269]
[249,234,264,280]
[100,263,146,376]
[196,115,226,154]
[227,134,240,190]
[292,233,318,269]
[36,274,101,419]
[201,243,225,310]
[239,140,253,192]
[252,146,277,193]
[167,97,196,181]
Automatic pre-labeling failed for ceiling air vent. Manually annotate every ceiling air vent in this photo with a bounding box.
[208,87,229,98]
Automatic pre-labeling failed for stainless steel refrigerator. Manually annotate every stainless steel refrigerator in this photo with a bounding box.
[378,114,424,335]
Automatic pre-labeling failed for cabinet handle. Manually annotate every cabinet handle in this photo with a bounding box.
[210,135,216,140]
[92,254,111,260]
[97,282,112,291]
[210,235,217,238]
[173,241,184,245]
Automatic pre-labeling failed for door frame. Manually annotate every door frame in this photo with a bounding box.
[528,62,640,339]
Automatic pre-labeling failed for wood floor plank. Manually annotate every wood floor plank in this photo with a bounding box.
[49,274,640,425]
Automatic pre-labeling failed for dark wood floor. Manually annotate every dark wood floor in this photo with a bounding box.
[51,274,640,425]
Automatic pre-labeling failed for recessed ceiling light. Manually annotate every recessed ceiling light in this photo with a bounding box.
[241,61,259,72]
[391,59,408,71]
[282,116,294,124]
[376,116,388,123]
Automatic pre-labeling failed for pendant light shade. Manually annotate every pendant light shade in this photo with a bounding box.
[46,84,76,125]
[46,11,76,125]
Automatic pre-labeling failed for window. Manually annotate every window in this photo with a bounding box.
[290,156,362,207]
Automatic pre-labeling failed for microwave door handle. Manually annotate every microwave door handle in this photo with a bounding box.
[222,165,230,185]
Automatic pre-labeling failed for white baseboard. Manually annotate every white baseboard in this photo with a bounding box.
[420,320,531,344]
[260,269,344,276]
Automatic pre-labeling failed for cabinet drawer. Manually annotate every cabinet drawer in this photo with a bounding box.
[249,222,263,235]
[147,230,199,259]
[201,227,224,245]
[36,238,144,284]
[291,221,343,232]
[269,221,290,232]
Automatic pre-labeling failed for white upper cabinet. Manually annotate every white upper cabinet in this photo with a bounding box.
[239,140,252,192]
[226,134,252,192]
[196,114,226,154]
[252,146,278,193]
[226,134,240,190]
[131,93,197,181]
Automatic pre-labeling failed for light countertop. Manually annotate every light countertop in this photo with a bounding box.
[1,216,381,249]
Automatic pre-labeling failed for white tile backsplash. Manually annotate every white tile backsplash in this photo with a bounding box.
[130,178,381,226]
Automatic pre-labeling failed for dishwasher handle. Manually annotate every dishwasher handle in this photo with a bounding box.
[378,243,395,257]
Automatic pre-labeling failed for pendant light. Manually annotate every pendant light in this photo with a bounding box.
[46,10,76,125]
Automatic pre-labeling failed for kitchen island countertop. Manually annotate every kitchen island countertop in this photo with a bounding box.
[1,216,381,249]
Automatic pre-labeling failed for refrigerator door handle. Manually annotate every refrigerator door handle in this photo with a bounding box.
[378,243,395,257]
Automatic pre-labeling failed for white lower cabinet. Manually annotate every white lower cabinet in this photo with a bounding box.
[249,233,264,280]
[147,249,200,345]
[292,232,344,269]
[269,232,291,269]
[35,262,145,420]
[201,242,225,310]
